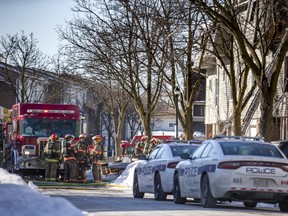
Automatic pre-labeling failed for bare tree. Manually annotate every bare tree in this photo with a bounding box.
[125,105,141,141]
[0,31,48,103]
[204,22,257,135]
[58,0,167,143]
[193,0,288,141]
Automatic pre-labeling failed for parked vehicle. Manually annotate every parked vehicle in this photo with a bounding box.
[0,103,81,177]
[277,140,288,158]
[132,140,202,200]
[173,135,288,212]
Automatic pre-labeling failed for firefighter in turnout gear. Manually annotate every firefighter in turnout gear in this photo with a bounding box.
[74,134,89,183]
[62,134,78,182]
[44,134,61,181]
[135,135,148,157]
[89,135,104,183]
[148,138,159,154]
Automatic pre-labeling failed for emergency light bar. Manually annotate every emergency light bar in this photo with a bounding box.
[27,109,75,114]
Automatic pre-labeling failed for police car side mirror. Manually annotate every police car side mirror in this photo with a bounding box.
[180,153,190,160]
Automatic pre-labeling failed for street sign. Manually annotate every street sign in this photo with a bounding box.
[0,106,11,122]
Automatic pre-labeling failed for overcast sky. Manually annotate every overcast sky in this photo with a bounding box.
[0,0,75,57]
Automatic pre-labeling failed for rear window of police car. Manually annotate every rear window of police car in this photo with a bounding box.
[219,141,284,158]
[170,145,198,157]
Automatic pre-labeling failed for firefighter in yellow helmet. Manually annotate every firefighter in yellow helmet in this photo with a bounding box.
[74,134,89,183]
[148,138,158,154]
[44,134,61,181]
[89,135,104,183]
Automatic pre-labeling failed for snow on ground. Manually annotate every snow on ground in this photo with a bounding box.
[0,168,84,216]
[112,161,137,187]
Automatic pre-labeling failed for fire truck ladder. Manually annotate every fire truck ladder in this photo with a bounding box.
[220,116,233,135]
[273,92,288,116]
[241,91,260,135]
[220,90,260,135]
[241,29,288,135]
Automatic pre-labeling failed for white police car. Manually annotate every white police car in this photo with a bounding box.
[173,135,288,212]
[133,141,200,200]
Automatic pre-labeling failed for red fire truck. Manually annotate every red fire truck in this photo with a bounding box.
[1,103,81,177]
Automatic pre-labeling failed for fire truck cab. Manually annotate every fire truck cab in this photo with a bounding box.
[2,103,81,177]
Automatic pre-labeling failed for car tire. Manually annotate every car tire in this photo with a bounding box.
[154,173,167,201]
[279,201,288,212]
[173,173,186,204]
[201,174,217,208]
[133,171,144,198]
[243,202,257,208]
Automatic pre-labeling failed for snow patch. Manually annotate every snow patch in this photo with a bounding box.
[112,161,138,187]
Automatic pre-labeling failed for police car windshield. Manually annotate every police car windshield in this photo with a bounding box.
[219,141,284,158]
[170,145,198,157]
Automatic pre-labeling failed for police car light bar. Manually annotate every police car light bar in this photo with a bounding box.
[27,109,75,114]
[213,135,264,141]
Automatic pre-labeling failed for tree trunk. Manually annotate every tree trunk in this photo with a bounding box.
[183,106,193,140]
[141,112,152,141]
[233,106,242,136]
[259,85,274,142]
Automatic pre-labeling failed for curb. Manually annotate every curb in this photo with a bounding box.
[29,181,128,190]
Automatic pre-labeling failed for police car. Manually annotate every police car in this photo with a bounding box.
[173,135,288,212]
[132,140,201,200]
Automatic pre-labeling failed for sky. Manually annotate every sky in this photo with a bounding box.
[0,0,75,57]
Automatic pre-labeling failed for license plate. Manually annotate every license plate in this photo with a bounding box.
[253,179,268,187]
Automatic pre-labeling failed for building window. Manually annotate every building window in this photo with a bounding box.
[193,105,205,117]
[209,79,212,91]
[169,123,175,127]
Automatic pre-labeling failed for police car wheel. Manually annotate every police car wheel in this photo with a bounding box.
[279,201,288,212]
[133,172,144,198]
[173,173,186,204]
[201,174,217,208]
[243,202,257,208]
[154,173,167,201]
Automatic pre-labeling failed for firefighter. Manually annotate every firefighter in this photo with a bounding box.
[62,134,78,182]
[74,134,89,183]
[135,135,148,157]
[44,134,61,181]
[147,138,158,154]
[89,135,104,183]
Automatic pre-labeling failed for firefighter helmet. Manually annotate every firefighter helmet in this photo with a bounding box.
[92,135,102,142]
[141,135,148,141]
[64,134,74,140]
[49,133,59,140]
[79,134,86,139]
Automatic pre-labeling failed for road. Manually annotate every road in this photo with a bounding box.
[41,185,286,216]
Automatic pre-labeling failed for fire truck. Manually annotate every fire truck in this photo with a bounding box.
[0,103,81,177]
